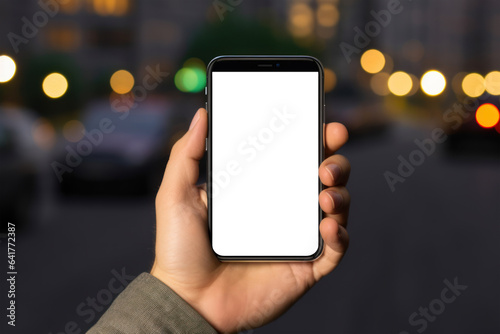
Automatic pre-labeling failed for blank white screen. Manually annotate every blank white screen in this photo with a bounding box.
[212,71,319,257]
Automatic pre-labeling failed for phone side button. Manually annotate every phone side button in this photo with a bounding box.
[205,138,208,151]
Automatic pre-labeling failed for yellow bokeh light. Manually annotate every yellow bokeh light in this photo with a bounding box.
[110,70,134,94]
[461,73,485,97]
[485,71,500,95]
[290,3,313,28]
[92,0,129,16]
[317,3,339,27]
[360,49,385,74]
[42,73,68,98]
[324,68,337,93]
[0,55,16,83]
[476,103,500,128]
[288,3,314,38]
[370,72,390,96]
[388,71,413,96]
[420,70,446,96]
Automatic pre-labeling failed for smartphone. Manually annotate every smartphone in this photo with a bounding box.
[207,56,324,261]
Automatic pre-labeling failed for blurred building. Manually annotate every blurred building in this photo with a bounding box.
[1,0,344,85]
[2,0,500,99]
[337,0,500,77]
[1,0,210,84]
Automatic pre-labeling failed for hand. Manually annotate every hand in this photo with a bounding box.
[151,108,351,333]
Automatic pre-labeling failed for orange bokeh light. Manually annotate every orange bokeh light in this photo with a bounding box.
[475,103,500,128]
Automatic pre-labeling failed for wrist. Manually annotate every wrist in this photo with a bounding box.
[150,266,225,331]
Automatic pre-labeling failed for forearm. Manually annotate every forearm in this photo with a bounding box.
[87,273,217,334]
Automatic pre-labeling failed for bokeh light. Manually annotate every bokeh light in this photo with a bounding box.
[317,3,339,27]
[370,72,390,96]
[110,70,135,94]
[175,67,206,93]
[461,73,485,97]
[175,58,206,93]
[360,49,386,74]
[63,120,85,142]
[485,71,500,95]
[420,70,446,96]
[92,0,129,16]
[0,55,17,83]
[288,3,314,38]
[42,73,69,98]
[324,68,337,93]
[388,71,413,96]
[475,103,500,128]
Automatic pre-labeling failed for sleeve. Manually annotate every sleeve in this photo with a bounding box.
[87,273,218,334]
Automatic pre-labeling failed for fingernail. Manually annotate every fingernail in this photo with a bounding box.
[325,164,341,183]
[189,109,201,131]
[327,191,343,210]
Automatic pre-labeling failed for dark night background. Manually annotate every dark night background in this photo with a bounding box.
[0,0,499,333]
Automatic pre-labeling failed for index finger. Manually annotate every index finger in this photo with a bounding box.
[324,122,348,157]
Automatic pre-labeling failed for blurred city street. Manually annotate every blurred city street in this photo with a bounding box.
[2,122,498,333]
[1,0,500,333]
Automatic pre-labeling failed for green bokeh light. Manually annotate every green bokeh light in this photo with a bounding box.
[174,67,206,93]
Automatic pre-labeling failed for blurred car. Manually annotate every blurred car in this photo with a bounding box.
[59,96,175,196]
[326,83,390,139]
[446,95,500,156]
[0,107,40,231]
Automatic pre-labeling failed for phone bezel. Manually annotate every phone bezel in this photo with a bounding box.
[206,56,325,261]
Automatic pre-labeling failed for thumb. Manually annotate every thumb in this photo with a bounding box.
[162,108,207,193]
[311,217,349,281]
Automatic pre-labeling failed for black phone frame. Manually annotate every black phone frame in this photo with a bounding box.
[206,55,325,261]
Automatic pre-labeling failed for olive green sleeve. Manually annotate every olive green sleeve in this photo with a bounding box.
[87,273,218,334]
